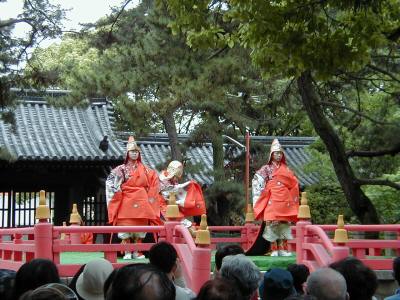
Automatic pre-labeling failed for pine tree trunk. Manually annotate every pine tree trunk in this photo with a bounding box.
[162,111,182,161]
[297,71,380,224]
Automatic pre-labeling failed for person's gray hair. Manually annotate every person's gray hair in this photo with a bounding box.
[220,254,262,299]
[306,268,347,300]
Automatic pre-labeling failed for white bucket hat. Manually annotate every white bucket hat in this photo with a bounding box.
[76,258,113,300]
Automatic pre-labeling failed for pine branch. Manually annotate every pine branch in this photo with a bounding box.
[367,64,400,83]
[108,0,133,41]
[206,46,228,60]
[356,178,400,190]
[319,101,396,126]
[0,18,35,28]
[347,142,400,157]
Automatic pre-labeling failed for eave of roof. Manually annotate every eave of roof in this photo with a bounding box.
[0,93,318,186]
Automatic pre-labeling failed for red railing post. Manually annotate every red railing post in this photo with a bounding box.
[13,233,23,261]
[296,220,311,264]
[164,220,180,243]
[244,222,255,250]
[332,246,350,262]
[34,221,53,260]
[34,190,53,261]
[191,247,211,294]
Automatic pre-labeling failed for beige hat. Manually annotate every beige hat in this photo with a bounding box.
[268,138,286,164]
[32,283,78,300]
[161,160,184,180]
[126,136,141,152]
[76,258,113,300]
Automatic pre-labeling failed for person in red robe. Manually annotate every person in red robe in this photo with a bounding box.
[106,136,159,259]
[252,138,299,256]
[158,160,206,225]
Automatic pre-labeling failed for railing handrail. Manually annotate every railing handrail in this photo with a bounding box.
[53,225,165,233]
[0,227,34,235]
[305,224,337,254]
[174,225,197,251]
[318,224,400,231]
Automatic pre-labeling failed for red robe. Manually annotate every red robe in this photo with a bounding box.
[107,162,159,225]
[159,180,206,219]
[253,164,299,222]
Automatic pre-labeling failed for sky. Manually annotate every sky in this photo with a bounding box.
[0,0,139,46]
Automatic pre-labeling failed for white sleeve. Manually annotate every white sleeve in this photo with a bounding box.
[105,171,123,206]
[252,173,265,207]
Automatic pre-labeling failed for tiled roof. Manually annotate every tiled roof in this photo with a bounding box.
[0,98,123,161]
[136,134,319,187]
[0,93,318,186]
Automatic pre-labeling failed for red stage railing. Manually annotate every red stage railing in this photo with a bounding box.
[1,218,400,291]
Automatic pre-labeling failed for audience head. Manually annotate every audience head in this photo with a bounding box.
[393,256,400,285]
[14,258,60,299]
[68,264,86,300]
[287,264,310,295]
[330,257,377,300]
[103,268,119,299]
[260,268,296,300]
[19,283,78,300]
[219,254,262,300]
[285,295,317,300]
[305,268,347,300]
[214,244,244,272]
[0,269,16,300]
[148,241,177,274]
[75,258,113,300]
[106,263,175,300]
[195,277,242,300]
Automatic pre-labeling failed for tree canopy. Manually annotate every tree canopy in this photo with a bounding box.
[25,0,311,224]
[166,0,400,224]
[0,0,65,127]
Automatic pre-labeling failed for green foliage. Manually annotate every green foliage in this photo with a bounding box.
[204,180,245,226]
[167,0,400,79]
[0,0,65,125]
[303,141,339,183]
[300,139,355,224]
[166,0,400,224]
[0,146,17,162]
[306,183,356,225]
[364,170,400,223]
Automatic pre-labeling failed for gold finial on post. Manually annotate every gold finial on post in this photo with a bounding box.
[195,214,210,246]
[333,215,348,243]
[297,192,311,220]
[245,203,255,223]
[166,192,180,219]
[69,203,81,224]
[35,190,50,220]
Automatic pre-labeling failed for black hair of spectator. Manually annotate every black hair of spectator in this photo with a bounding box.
[195,277,242,300]
[0,269,16,300]
[393,257,400,285]
[14,258,61,300]
[284,295,317,300]
[287,264,310,295]
[330,257,377,300]
[149,241,177,273]
[106,263,175,300]
[214,244,244,271]
[103,268,119,299]
[68,264,86,300]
